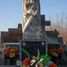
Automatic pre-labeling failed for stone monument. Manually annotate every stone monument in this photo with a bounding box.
[22,0,46,57]
[22,0,44,41]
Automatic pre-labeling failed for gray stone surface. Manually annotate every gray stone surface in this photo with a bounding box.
[23,16,43,41]
[58,65,67,67]
[0,52,4,65]
[22,0,44,41]
[0,65,16,67]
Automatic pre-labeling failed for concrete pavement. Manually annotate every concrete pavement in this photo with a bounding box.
[58,65,67,67]
[0,52,4,65]
[0,65,17,67]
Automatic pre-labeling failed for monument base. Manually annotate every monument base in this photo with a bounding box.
[21,41,46,59]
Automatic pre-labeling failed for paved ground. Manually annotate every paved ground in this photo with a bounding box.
[0,65,67,67]
[0,52,4,65]
[0,65,16,67]
[58,65,67,67]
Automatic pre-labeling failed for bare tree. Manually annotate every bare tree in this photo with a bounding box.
[48,13,67,43]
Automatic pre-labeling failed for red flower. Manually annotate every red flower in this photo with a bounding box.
[5,48,10,57]
[57,48,64,53]
[23,58,31,66]
[49,63,57,67]
[14,49,19,55]
[48,49,54,55]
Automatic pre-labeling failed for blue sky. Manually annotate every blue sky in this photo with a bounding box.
[0,0,67,31]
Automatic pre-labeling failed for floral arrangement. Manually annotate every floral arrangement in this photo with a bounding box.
[48,48,64,57]
[5,48,19,58]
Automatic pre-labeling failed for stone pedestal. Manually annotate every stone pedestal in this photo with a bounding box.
[21,41,46,59]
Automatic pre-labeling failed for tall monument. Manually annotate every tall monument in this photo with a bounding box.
[22,0,46,57]
[22,0,43,41]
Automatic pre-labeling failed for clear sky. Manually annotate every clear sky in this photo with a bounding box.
[0,0,67,31]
